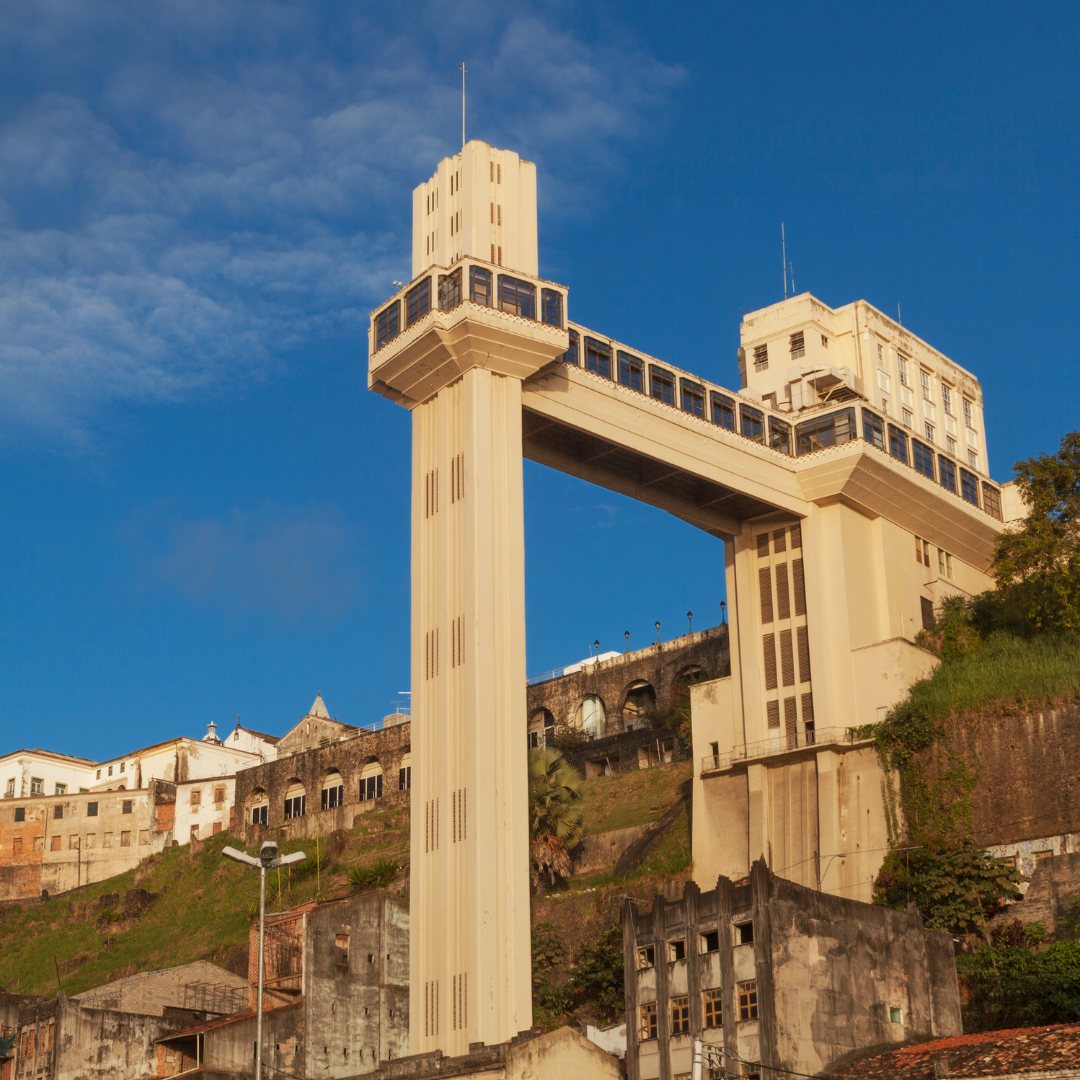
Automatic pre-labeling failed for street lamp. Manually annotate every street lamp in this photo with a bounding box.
[687,610,694,635]
[222,841,306,1080]
[720,599,727,624]
[624,629,630,654]
[654,619,661,645]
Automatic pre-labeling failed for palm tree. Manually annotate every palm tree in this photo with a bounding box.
[528,746,585,889]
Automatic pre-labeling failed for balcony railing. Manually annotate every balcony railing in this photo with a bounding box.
[700,726,869,773]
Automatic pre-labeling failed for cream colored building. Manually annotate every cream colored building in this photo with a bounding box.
[369,139,1013,1052]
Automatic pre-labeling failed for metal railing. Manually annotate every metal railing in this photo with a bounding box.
[700,726,868,773]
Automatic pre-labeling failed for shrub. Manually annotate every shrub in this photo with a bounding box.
[349,858,397,891]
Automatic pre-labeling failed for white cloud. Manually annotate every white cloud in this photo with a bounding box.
[0,2,682,444]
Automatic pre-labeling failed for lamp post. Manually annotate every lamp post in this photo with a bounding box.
[592,638,600,658]
[222,842,306,1080]
[686,610,694,635]
[654,620,661,645]
[720,599,727,624]
[624,629,630,654]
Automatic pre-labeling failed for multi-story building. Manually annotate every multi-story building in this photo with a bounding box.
[622,860,962,1080]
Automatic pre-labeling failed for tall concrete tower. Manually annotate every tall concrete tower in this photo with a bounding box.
[369,142,569,1056]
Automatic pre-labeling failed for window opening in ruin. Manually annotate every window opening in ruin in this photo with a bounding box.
[670,995,690,1035]
[737,980,759,1021]
[637,944,655,969]
[668,938,686,962]
[703,987,723,1027]
[734,921,754,945]
[335,933,349,967]
[701,929,719,953]
[638,1002,657,1041]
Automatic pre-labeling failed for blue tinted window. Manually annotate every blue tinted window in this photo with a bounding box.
[862,409,885,450]
[498,275,536,319]
[769,417,792,454]
[563,328,580,365]
[741,405,765,442]
[710,393,736,430]
[584,337,612,379]
[912,440,935,479]
[939,457,957,493]
[960,468,980,506]
[888,425,908,465]
[469,266,492,305]
[405,278,431,327]
[650,366,676,405]
[681,380,706,417]
[375,302,400,349]
[618,351,644,392]
[541,289,563,327]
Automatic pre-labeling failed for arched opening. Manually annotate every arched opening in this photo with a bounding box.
[398,750,412,792]
[248,788,269,826]
[621,681,657,727]
[527,708,556,748]
[320,769,344,811]
[359,760,384,802]
[283,780,306,820]
[573,695,606,740]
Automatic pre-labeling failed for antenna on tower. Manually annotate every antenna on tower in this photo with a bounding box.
[461,61,467,151]
[781,221,788,299]
[897,302,902,326]
[790,261,795,295]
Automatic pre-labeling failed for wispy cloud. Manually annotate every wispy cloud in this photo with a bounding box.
[0,2,682,443]
[123,501,363,624]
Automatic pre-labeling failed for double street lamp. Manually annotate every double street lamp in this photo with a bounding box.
[222,841,306,1080]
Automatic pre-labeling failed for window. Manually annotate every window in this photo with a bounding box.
[912,440,935,480]
[321,774,344,810]
[737,980,759,1021]
[53,805,63,819]
[960,468,980,506]
[87,802,98,817]
[190,788,201,807]
[11,837,22,854]
[96,769,101,780]
[789,331,805,359]
[920,369,932,399]
[753,343,768,371]
[584,337,612,379]
[108,765,114,776]
[983,484,1002,521]
[54,783,66,795]
[901,408,913,428]
[921,597,935,631]
[30,777,43,796]
[213,786,225,806]
[335,932,350,967]
[942,384,954,415]
[69,834,80,849]
[898,355,910,388]
[359,762,384,802]
[890,1006,903,1025]
[637,944,655,969]
[768,417,792,455]
[405,278,432,327]
[795,408,856,455]
[638,1002,657,1041]
[711,392,736,431]
[668,938,686,962]
[734,921,754,945]
[938,549,954,579]
[497,275,536,318]
[563,328,579,365]
[681,380,706,417]
[375,302,401,349]
[540,288,563,327]
[703,987,723,1028]
[740,405,764,443]
[469,266,492,306]
[649,365,676,405]
[438,269,462,311]
[670,995,690,1035]
[399,765,411,791]
[50,835,61,851]
[4,778,13,798]
[963,397,974,427]
[121,831,132,847]
[617,351,644,392]
[939,456,957,493]
[862,409,885,450]
[968,449,979,468]
[924,422,935,442]
[122,799,132,814]
[887,425,908,465]
[251,801,268,826]
[700,929,719,953]
[283,784,306,820]
[120,762,125,773]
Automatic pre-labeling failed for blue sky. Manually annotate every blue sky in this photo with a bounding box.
[2,2,1077,759]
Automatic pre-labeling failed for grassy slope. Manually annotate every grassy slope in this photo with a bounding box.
[0,761,688,998]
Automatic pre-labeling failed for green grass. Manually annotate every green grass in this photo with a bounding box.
[903,633,1080,722]
[576,760,692,834]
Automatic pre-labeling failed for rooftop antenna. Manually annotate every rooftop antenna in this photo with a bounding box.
[790,260,795,295]
[461,61,467,152]
[781,221,788,299]
[897,302,902,327]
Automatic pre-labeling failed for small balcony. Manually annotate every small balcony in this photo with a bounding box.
[700,726,871,774]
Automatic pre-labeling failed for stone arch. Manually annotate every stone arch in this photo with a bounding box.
[621,681,657,727]
[527,708,556,748]
[573,695,606,740]
[283,779,306,820]
[359,759,384,802]
[247,787,269,826]
[320,768,344,811]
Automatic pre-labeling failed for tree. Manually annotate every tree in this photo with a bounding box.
[992,431,1080,635]
[528,747,585,888]
[873,840,1020,937]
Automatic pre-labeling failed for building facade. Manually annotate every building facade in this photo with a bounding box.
[622,860,962,1080]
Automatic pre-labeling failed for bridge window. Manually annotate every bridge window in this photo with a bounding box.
[574,695,606,740]
[768,417,792,455]
[649,366,676,405]
[320,770,344,811]
[939,456,957,493]
[469,266,492,306]
[584,338,612,379]
[405,278,431,327]
[982,483,1002,520]
[622,682,656,727]
[283,782,306,820]
[888,424,909,465]
[681,380,706,417]
[912,439,935,480]
[438,269,462,311]
[740,405,765,443]
[399,751,412,791]
[528,709,556,749]
[563,328,580,365]
[862,408,885,450]
[540,289,563,327]
[498,275,536,319]
[710,392,736,431]
[617,351,644,392]
[375,302,401,350]
[795,409,856,455]
[359,761,384,802]
[959,468,980,507]
[249,790,269,826]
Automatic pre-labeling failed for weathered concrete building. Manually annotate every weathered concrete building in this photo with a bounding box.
[157,892,409,1079]
[622,860,961,1080]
